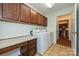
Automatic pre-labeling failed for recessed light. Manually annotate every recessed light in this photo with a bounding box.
[45,3,55,8]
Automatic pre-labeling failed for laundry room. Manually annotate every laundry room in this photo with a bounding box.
[0,3,76,56]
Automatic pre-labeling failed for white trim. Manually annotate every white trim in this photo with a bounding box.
[74,3,77,56]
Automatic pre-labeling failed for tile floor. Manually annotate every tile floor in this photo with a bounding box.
[43,44,75,56]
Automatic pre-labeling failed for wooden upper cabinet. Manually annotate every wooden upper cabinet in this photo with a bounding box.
[31,9,37,24]
[0,3,47,26]
[45,20,47,26]
[40,14,44,26]
[0,4,2,19]
[2,3,19,21]
[42,16,47,26]
[44,17,47,26]
[37,13,40,25]
[20,4,31,23]
[37,13,43,25]
[42,16,45,26]
[41,15,44,26]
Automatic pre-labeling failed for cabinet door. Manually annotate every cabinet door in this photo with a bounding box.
[37,13,42,25]
[20,4,31,23]
[2,3,19,21]
[20,45,27,56]
[40,15,44,26]
[45,18,47,26]
[27,39,36,56]
[37,13,40,25]
[43,17,47,26]
[42,16,45,26]
[31,9,37,24]
[0,4,2,19]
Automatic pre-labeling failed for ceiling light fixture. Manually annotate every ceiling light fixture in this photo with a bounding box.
[45,3,54,8]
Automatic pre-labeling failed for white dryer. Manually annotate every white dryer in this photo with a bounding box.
[32,30,49,55]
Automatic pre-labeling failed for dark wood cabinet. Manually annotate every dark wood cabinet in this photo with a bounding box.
[42,16,44,26]
[31,9,47,26]
[37,13,42,25]
[0,3,47,26]
[20,45,27,56]
[31,9,37,24]
[2,3,19,21]
[37,13,40,25]
[41,15,45,26]
[37,13,47,26]
[0,39,37,56]
[20,39,37,56]
[20,4,31,23]
[45,18,47,26]
[27,39,36,56]
[43,17,47,26]
[40,15,43,26]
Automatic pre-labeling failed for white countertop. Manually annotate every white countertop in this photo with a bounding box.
[0,35,37,49]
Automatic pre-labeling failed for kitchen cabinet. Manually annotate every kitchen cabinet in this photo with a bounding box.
[37,13,40,25]
[0,41,27,55]
[0,4,2,19]
[37,13,47,26]
[40,15,44,26]
[0,38,37,56]
[20,39,37,56]
[20,4,31,23]
[42,16,47,26]
[45,18,47,26]
[37,13,43,25]
[27,39,36,56]
[31,9,37,24]
[42,17,45,26]
[41,15,45,26]
[20,45,27,56]
[2,3,19,21]
[0,3,47,26]
[43,17,47,26]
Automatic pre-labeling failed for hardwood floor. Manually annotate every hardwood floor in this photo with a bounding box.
[57,36,71,47]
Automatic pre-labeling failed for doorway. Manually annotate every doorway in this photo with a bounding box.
[57,14,72,47]
[59,20,69,39]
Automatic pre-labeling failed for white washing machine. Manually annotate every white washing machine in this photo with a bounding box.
[32,30,49,55]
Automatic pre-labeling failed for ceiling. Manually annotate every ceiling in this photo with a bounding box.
[28,3,74,15]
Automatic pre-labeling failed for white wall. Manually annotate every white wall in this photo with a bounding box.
[0,20,46,40]
[47,14,56,44]
[46,6,75,50]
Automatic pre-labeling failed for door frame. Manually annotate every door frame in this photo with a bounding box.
[56,13,72,43]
